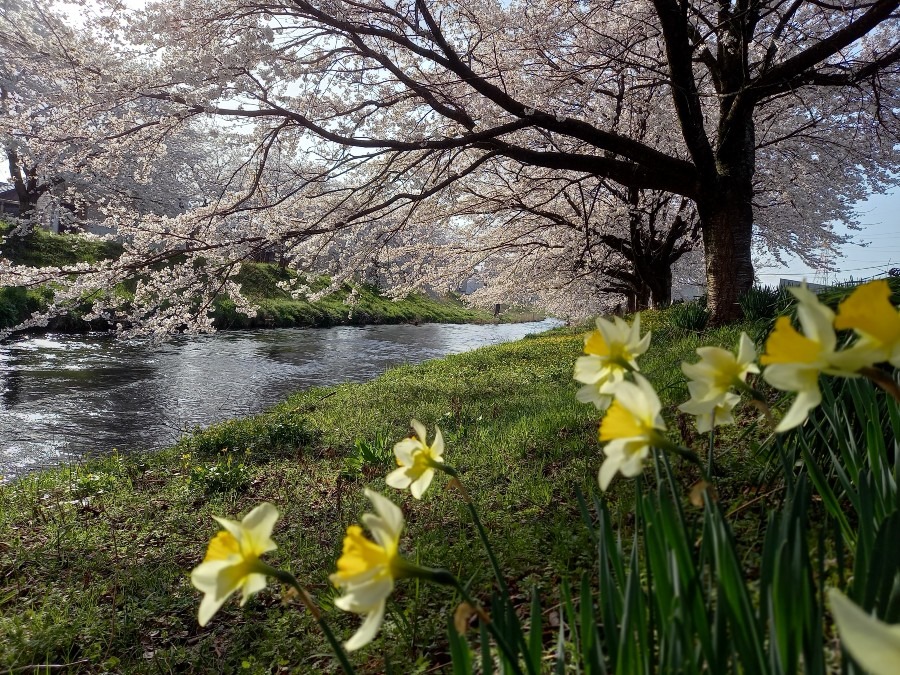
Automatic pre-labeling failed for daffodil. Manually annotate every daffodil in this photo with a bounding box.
[597,374,666,490]
[761,285,871,432]
[330,489,406,651]
[834,279,900,367]
[679,391,741,433]
[678,332,759,432]
[828,589,900,675]
[386,419,444,499]
[574,314,651,410]
[190,502,279,627]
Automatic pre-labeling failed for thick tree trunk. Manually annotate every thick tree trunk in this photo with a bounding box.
[647,265,672,309]
[698,109,756,325]
[697,187,754,324]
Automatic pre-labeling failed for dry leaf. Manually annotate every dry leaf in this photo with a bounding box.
[690,480,717,507]
[454,602,476,634]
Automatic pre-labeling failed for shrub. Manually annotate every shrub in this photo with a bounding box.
[739,285,780,321]
[667,300,709,332]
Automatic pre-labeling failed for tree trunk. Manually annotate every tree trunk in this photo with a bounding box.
[647,265,672,309]
[697,186,754,324]
[698,109,756,325]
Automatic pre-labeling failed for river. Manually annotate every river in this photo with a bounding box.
[0,319,559,479]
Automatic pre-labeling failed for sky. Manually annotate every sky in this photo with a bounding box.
[756,188,900,286]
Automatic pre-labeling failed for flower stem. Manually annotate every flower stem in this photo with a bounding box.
[423,566,526,675]
[651,432,712,484]
[436,463,534,674]
[263,566,357,675]
[437,464,511,597]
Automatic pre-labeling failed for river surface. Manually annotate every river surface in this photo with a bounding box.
[0,319,559,479]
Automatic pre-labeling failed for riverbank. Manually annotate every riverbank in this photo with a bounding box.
[0,310,767,673]
[1,225,537,332]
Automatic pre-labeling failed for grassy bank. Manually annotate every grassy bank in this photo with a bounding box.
[1,226,522,331]
[0,310,767,673]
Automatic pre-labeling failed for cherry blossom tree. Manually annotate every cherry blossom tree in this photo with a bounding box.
[94,0,897,323]
[431,167,700,313]
[2,0,898,333]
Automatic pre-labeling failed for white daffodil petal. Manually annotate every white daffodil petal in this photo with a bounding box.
[241,502,279,540]
[198,589,232,627]
[336,576,393,613]
[364,489,404,540]
[576,384,612,410]
[410,470,435,499]
[385,467,414,489]
[240,574,268,605]
[737,332,758,369]
[190,559,235,595]
[392,438,420,465]
[344,601,387,651]
[411,419,428,444]
[598,457,622,491]
[829,589,900,675]
[776,388,822,432]
[432,426,444,457]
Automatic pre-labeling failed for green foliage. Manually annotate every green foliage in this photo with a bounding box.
[445,379,898,673]
[185,452,252,495]
[70,468,128,500]
[0,286,52,328]
[212,267,496,329]
[739,285,793,321]
[667,300,709,332]
[341,432,394,480]
[1,221,122,267]
[0,317,829,673]
[177,410,317,461]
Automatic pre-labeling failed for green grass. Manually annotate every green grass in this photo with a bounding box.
[0,309,771,673]
[1,221,124,268]
[213,264,497,329]
[0,224,515,330]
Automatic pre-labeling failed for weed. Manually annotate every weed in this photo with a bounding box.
[341,432,395,480]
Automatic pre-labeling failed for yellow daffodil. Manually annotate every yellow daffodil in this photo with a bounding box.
[679,391,741,433]
[386,419,444,499]
[678,332,759,432]
[597,374,666,490]
[190,502,279,627]
[574,314,651,410]
[828,589,900,675]
[761,285,871,432]
[330,489,406,651]
[834,279,900,367]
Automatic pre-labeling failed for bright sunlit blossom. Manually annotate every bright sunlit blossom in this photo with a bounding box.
[834,279,900,368]
[597,374,666,490]
[330,489,406,651]
[761,285,871,431]
[574,314,652,410]
[678,332,758,432]
[386,419,444,499]
[190,502,279,627]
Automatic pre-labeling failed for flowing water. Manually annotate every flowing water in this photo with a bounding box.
[0,319,559,479]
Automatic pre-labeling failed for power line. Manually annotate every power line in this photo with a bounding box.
[757,262,893,276]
